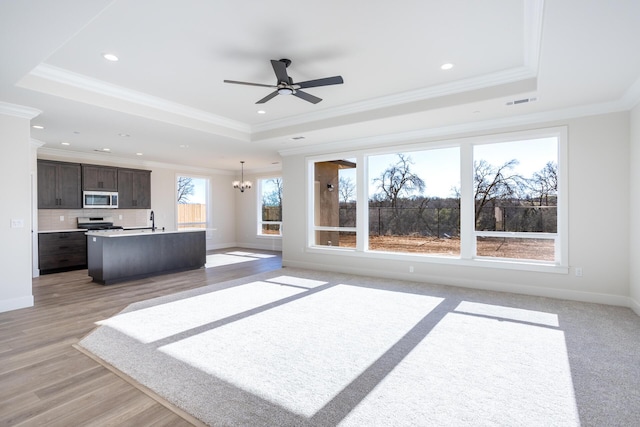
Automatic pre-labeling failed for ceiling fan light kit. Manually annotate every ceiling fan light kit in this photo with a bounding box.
[224,58,343,104]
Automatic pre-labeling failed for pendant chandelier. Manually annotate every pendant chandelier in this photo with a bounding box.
[232,161,252,192]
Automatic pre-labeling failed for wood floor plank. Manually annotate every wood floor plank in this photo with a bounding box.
[0,248,281,427]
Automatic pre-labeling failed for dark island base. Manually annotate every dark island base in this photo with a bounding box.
[87,230,206,285]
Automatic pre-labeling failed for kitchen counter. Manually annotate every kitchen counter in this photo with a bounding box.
[39,229,88,233]
[86,229,206,284]
[85,228,201,237]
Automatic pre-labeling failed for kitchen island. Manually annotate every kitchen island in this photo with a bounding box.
[86,229,206,285]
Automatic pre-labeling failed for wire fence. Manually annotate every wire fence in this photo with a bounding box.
[339,205,557,237]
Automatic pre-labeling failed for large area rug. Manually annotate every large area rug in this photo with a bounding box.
[78,268,640,426]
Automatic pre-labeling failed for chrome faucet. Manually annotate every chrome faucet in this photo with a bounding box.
[150,210,155,231]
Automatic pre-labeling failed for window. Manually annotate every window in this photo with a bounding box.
[177,175,209,230]
[368,148,460,256]
[311,158,357,247]
[307,128,567,270]
[472,137,558,262]
[258,177,283,236]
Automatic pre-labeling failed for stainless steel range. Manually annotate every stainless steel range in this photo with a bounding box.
[77,216,124,230]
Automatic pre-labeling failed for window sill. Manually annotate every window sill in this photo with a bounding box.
[257,234,282,240]
[306,246,568,274]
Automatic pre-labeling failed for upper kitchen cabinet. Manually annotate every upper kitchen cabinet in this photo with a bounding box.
[82,165,118,191]
[37,160,82,209]
[118,168,151,209]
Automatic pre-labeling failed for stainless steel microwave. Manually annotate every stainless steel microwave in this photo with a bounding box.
[83,191,118,209]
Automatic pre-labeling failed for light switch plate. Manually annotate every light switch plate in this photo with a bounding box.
[11,219,24,228]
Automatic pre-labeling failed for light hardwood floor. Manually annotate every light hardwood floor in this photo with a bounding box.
[0,248,282,427]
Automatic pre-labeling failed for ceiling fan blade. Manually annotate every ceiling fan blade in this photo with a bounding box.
[256,91,279,104]
[271,59,291,84]
[293,90,322,104]
[224,80,277,88]
[295,75,344,89]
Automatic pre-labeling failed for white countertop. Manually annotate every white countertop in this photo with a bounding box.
[85,228,205,237]
[39,226,151,233]
[39,229,88,233]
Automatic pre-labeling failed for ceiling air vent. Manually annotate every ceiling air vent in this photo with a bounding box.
[506,97,537,106]
[291,136,305,140]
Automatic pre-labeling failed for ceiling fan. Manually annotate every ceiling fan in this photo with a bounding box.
[224,59,344,104]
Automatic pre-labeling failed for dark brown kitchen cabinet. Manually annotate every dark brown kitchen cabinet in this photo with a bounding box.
[118,168,151,209]
[37,160,82,209]
[82,164,118,191]
[38,231,87,273]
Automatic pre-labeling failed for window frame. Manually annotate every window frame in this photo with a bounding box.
[176,174,210,231]
[257,176,283,238]
[307,154,362,250]
[306,127,568,273]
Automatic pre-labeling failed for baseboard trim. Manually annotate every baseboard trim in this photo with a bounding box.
[0,295,34,313]
[282,258,634,311]
[629,296,640,316]
[236,241,283,252]
[206,242,238,250]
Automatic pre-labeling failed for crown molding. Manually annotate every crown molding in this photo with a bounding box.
[36,146,233,175]
[28,64,251,134]
[252,67,537,135]
[0,101,42,119]
[278,97,630,157]
[524,0,545,71]
[621,76,640,110]
[30,138,45,148]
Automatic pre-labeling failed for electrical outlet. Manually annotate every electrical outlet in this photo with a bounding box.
[59,215,64,221]
[575,267,583,277]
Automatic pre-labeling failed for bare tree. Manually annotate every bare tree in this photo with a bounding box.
[528,161,557,205]
[338,176,355,203]
[373,154,425,208]
[262,178,283,207]
[474,159,525,229]
[372,154,426,234]
[474,159,523,209]
[177,176,194,203]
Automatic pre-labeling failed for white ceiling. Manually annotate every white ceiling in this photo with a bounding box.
[1,0,639,172]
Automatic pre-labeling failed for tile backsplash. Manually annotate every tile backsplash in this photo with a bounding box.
[38,209,151,231]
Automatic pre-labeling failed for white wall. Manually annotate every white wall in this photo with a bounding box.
[235,171,283,252]
[0,113,35,312]
[282,112,631,307]
[630,103,640,314]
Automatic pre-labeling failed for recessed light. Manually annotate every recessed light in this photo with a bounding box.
[102,148,111,152]
[136,152,143,156]
[257,110,266,114]
[118,133,130,137]
[179,144,189,149]
[440,63,454,70]
[61,142,70,146]
[32,125,44,129]
[103,53,119,62]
